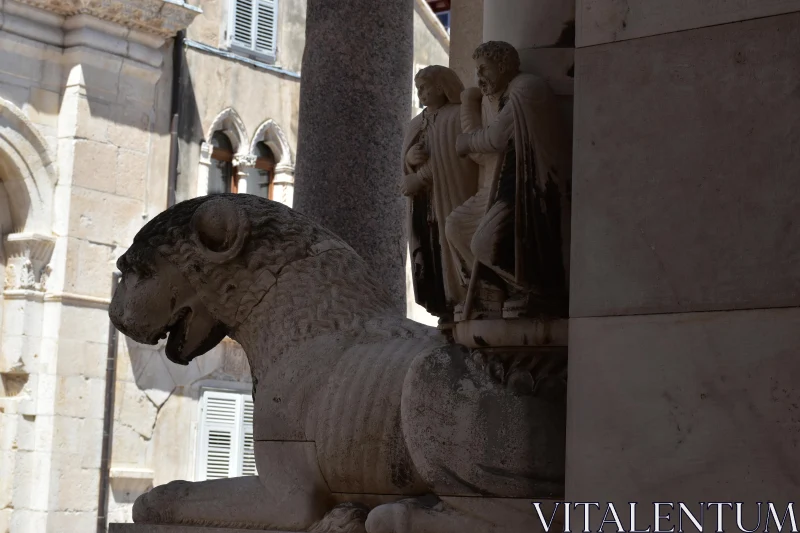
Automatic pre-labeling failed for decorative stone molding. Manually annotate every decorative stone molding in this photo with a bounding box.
[250,119,294,171]
[2,233,56,292]
[0,98,57,234]
[273,163,295,178]
[15,0,201,38]
[205,108,248,152]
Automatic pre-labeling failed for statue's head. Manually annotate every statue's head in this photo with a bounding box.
[472,41,520,96]
[414,65,464,109]
[109,194,348,365]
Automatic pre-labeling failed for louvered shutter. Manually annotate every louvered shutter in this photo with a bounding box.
[229,0,276,58]
[254,0,277,55]
[241,397,257,476]
[198,392,238,480]
[197,389,258,480]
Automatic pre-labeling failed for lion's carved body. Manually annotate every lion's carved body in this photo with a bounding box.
[112,195,565,532]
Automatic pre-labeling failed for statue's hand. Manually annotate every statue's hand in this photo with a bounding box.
[406,143,429,167]
[400,173,426,197]
[461,87,483,104]
[456,133,472,157]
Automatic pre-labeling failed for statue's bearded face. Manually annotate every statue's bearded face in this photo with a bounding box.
[475,57,506,96]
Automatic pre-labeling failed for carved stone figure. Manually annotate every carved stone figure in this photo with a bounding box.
[109,195,565,532]
[38,264,52,292]
[19,259,36,290]
[448,41,571,320]
[401,66,479,322]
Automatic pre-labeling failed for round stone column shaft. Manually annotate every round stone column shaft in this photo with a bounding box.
[293,0,413,314]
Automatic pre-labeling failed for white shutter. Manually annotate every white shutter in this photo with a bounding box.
[231,0,254,49]
[196,389,258,480]
[254,0,277,56]
[198,392,238,480]
[241,398,257,476]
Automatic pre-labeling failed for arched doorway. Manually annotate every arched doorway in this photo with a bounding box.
[0,97,56,387]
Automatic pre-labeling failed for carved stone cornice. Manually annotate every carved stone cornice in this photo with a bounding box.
[16,0,201,37]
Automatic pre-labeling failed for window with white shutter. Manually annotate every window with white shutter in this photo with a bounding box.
[196,389,258,480]
[227,0,277,61]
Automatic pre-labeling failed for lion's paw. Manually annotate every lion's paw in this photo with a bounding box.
[132,480,192,524]
[309,502,368,533]
[365,496,443,533]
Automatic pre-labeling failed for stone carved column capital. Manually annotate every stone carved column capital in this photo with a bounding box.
[233,153,258,168]
[274,163,295,176]
[199,142,213,165]
[2,233,56,292]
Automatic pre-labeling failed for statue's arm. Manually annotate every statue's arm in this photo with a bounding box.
[463,104,514,154]
[460,91,483,134]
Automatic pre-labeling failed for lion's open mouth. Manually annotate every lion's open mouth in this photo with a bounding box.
[153,307,229,366]
[164,307,192,364]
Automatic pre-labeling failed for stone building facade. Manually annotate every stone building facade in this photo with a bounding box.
[0,0,448,530]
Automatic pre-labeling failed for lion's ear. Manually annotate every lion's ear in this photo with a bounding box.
[190,196,250,263]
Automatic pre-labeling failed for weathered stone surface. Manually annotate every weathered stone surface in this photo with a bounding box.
[518,47,574,96]
[578,0,800,47]
[484,0,574,48]
[566,307,800,502]
[293,0,413,313]
[449,0,484,84]
[570,12,800,318]
[108,195,566,531]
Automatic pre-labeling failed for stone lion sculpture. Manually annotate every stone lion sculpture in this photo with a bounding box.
[109,194,565,532]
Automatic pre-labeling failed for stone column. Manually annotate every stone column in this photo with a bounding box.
[196,142,212,196]
[293,0,413,313]
[271,164,295,208]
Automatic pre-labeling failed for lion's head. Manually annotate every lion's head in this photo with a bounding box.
[109,194,356,365]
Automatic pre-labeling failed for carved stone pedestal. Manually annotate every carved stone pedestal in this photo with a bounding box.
[110,526,292,533]
[109,496,562,533]
[452,317,568,348]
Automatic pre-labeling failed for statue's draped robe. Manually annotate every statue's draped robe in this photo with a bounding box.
[447,73,571,305]
[403,103,479,316]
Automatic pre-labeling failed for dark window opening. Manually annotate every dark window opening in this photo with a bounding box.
[208,131,236,194]
[252,141,276,200]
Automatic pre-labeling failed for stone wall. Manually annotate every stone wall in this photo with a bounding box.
[566,2,800,515]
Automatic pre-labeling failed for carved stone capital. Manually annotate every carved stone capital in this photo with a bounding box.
[199,142,213,165]
[233,153,258,168]
[2,233,56,292]
[273,163,295,176]
[16,0,202,37]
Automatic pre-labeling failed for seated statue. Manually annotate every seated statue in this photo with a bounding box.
[109,194,566,533]
[448,41,572,319]
[401,65,479,323]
